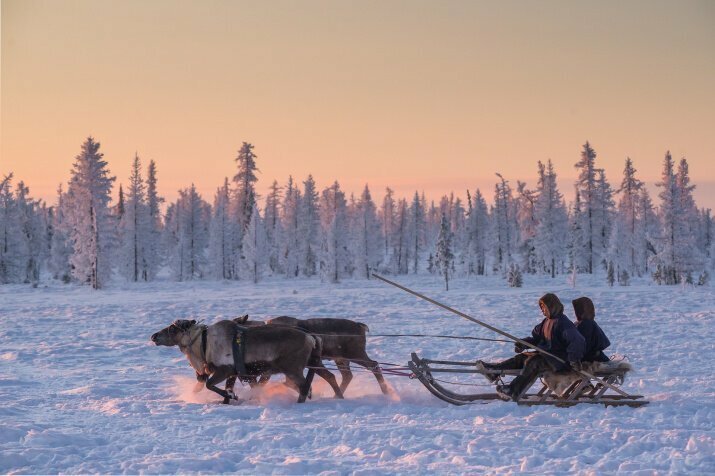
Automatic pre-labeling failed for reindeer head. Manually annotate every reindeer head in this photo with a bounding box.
[151,319,197,346]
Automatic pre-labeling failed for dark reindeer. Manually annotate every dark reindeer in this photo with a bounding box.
[262,316,390,395]
[151,319,343,403]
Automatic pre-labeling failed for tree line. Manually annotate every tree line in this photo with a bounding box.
[0,137,712,289]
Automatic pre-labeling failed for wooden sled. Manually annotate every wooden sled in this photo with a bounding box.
[408,352,649,407]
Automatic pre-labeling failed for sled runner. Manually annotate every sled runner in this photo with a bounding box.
[408,353,649,407]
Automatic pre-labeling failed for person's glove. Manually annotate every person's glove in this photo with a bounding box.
[570,361,583,371]
[514,342,527,353]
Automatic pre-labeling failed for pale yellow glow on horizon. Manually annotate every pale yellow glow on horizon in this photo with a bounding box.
[2,0,714,208]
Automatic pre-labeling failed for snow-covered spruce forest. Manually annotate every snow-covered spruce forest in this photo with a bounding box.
[1,137,713,289]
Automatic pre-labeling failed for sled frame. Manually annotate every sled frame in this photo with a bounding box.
[408,353,649,407]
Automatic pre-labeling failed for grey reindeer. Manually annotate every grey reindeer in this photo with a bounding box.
[151,319,343,403]
[257,316,390,395]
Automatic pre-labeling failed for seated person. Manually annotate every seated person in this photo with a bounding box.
[475,293,585,401]
[572,296,611,363]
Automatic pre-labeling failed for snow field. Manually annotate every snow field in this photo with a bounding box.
[0,275,713,474]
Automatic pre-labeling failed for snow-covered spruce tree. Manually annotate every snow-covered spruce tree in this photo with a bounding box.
[11,182,33,283]
[264,180,283,275]
[568,189,588,274]
[281,176,302,278]
[231,142,259,278]
[49,185,72,282]
[352,185,382,278]
[652,263,664,285]
[515,181,537,274]
[318,181,349,283]
[379,188,396,269]
[675,158,705,273]
[465,191,474,273]
[392,198,410,274]
[115,184,125,222]
[655,153,704,283]
[697,208,714,271]
[449,195,467,275]
[466,189,489,276]
[208,178,233,279]
[144,159,163,281]
[638,187,659,273]
[491,174,518,275]
[594,168,615,271]
[409,191,426,274]
[507,263,523,287]
[0,174,26,283]
[434,212,454,290]
[40,201,52,276]
[533,160,569,278]
[654,152,680,284]
[162,202,178,276]
[345,193,358,277]
[607,261,615,286]
[110,184,124,270]
[608,158,643,277]
[607,214,628,283]
[44,204,54,268]
[64,137,116,289]
[240,201,267,283]
[425,200,441,255]
[119,154,150,282]
[574,142,598,273]
[299,175,320,277]
[166,185,210,281]
[15,182,48,284]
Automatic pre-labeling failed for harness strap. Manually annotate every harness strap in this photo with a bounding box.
[201,327,207,362]
[232,325,251,380]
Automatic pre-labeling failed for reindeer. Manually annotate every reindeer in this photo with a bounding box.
[261,316,389,395]
[151,319,343,403]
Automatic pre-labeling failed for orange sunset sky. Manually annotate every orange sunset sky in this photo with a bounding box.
[2,0,714,208]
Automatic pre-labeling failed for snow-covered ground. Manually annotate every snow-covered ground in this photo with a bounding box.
[1,275,713,474]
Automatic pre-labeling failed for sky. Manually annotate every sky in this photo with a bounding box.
[2,0,714,208]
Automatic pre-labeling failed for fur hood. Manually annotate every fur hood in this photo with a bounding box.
[539,293,564,319]
[572,296,595,321]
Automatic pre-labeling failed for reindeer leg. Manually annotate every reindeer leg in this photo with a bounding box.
[310,357,344,399]
[194,371,208,393]
[299,369,316,403]
[354,357,390,395]
[205,366,237,404]
[284,370,311,403]
[224,375,237,400]
[335,358,353,394]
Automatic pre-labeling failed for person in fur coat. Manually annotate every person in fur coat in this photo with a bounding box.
[476,293,585,401]
[572,296,611,363]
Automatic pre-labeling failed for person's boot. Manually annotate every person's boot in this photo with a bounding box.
[507,375,531,401]
[474,360,500,383]
[495,384,513,401]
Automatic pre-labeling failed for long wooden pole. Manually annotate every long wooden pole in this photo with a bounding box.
[371,273,630,397]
